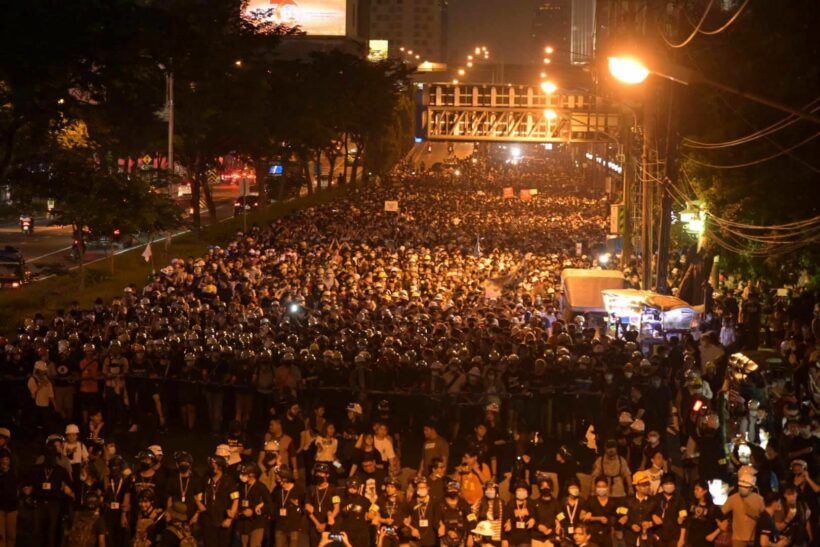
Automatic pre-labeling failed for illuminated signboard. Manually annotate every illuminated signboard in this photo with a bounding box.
[368,40,389,62]
[244,0,347,36]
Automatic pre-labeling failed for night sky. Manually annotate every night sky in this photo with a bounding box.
[447,0,542,65]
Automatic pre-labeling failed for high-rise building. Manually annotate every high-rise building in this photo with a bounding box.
[532,1,571,64]
[368,0,448,62]
[570,0,596,65]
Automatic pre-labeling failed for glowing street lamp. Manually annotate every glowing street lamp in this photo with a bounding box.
[543,58,551,64]
[540,81,557,94]
[543,109,557,120]
[608,56,650,85]
[475,47,482,55]
[545,46,554,54]
[458,68,466,76]
[467,61,473,67]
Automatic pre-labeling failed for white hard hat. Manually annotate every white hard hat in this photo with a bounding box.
[471,520,495,537]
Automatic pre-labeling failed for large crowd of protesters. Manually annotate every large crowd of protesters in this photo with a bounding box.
[0,153,817,547]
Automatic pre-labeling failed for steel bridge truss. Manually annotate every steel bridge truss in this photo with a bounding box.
[421,83,621,144]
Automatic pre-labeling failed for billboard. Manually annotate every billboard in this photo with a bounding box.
[244,1,347,36]
[368,40,389,62]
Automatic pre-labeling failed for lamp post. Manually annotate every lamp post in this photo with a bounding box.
[608,56,820,125]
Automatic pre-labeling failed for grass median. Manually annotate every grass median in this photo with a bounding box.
[0,187,346,335]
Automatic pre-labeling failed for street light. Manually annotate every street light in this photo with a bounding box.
[543,58,551,64]
[467,61,473,67]
[458,68,466,76]
[544,109,557,120]
[607,54,820,124]
[545,46,554,54]
[540,81,557,94]
[607,57,649,84]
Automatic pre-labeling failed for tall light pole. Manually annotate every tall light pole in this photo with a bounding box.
[166,67,174,198]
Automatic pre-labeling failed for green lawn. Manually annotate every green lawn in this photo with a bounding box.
[0,187,345,335]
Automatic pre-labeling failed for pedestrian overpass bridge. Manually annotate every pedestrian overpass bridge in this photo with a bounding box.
[418,83,622,144]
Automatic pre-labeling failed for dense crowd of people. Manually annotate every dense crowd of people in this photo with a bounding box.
[0,153,817,547]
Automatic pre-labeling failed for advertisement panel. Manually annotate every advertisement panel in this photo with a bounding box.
[244,1,347,36]
[368,40,389,62]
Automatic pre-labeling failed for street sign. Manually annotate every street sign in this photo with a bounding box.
[239,178,250,197]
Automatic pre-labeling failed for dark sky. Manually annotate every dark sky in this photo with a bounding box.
[446,0,541,65]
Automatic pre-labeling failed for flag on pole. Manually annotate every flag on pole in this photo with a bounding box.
[142,242,152,263]
[473,236,481,258]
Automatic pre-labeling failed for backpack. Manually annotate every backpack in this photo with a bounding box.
[65,511,99,547]
[168,523,197,547]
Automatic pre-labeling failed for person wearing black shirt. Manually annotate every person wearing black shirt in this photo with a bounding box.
[305,463,341,547]
[437,480,472,547]
[653,474,687,547]
[103,456,130,547]
[618,471,660,547]
[405,478,441,547]
[198,455,239,547]
[0,448,18,547]
[503,480,536,546]
[236,462,272,547]
[684,481,722,547]
[336,476,371,547]
[22,446,74,547]
[282,402,305,448]
[754,491,789,547]
[532,475,559,546]
[271,465,304,546]
[166,451,203,523]
[581,477,616,547]
[128,450,167,523]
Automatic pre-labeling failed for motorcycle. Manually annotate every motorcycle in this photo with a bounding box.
[20,216,33,235]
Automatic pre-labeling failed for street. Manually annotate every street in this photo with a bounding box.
[0,183,241,279]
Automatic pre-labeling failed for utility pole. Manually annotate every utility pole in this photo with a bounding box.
[640,84,655,290]
[620,111,634,264]
[656,81,677,294]
[167,66,174,198]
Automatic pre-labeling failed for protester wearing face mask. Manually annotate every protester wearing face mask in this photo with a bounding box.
[652,475,687,547]
[21,436,74,547]
[581,477,616,547]
[532,476,559,547]
[404,477,439,546]
[590,440,632,499]
[127,449,165,525]
[558,479,586,542]
[437,480,472,547]
[305,463,340,547]
[501,480,535,545]
[720,471,764,547]
[167,451,202,524]
[618,471,659,546]
[472,481,503,545]
[258,440,280,494]
[199,454,239,547]
[236,462,271,547]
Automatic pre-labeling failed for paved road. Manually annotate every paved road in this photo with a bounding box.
[0,183,241,279]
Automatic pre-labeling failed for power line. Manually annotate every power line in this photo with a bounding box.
[699,0,752,35]
[663,0,715,49]
[683,131,819,169]
[682,102,820,149]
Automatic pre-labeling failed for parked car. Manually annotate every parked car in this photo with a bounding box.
[0,246,32,289]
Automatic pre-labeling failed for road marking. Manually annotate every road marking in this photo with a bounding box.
[29,246,73,263]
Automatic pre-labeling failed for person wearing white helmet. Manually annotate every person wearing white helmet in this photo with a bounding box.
[27,361,54,432]
[721,471,764,547]
[62,424,89,477]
